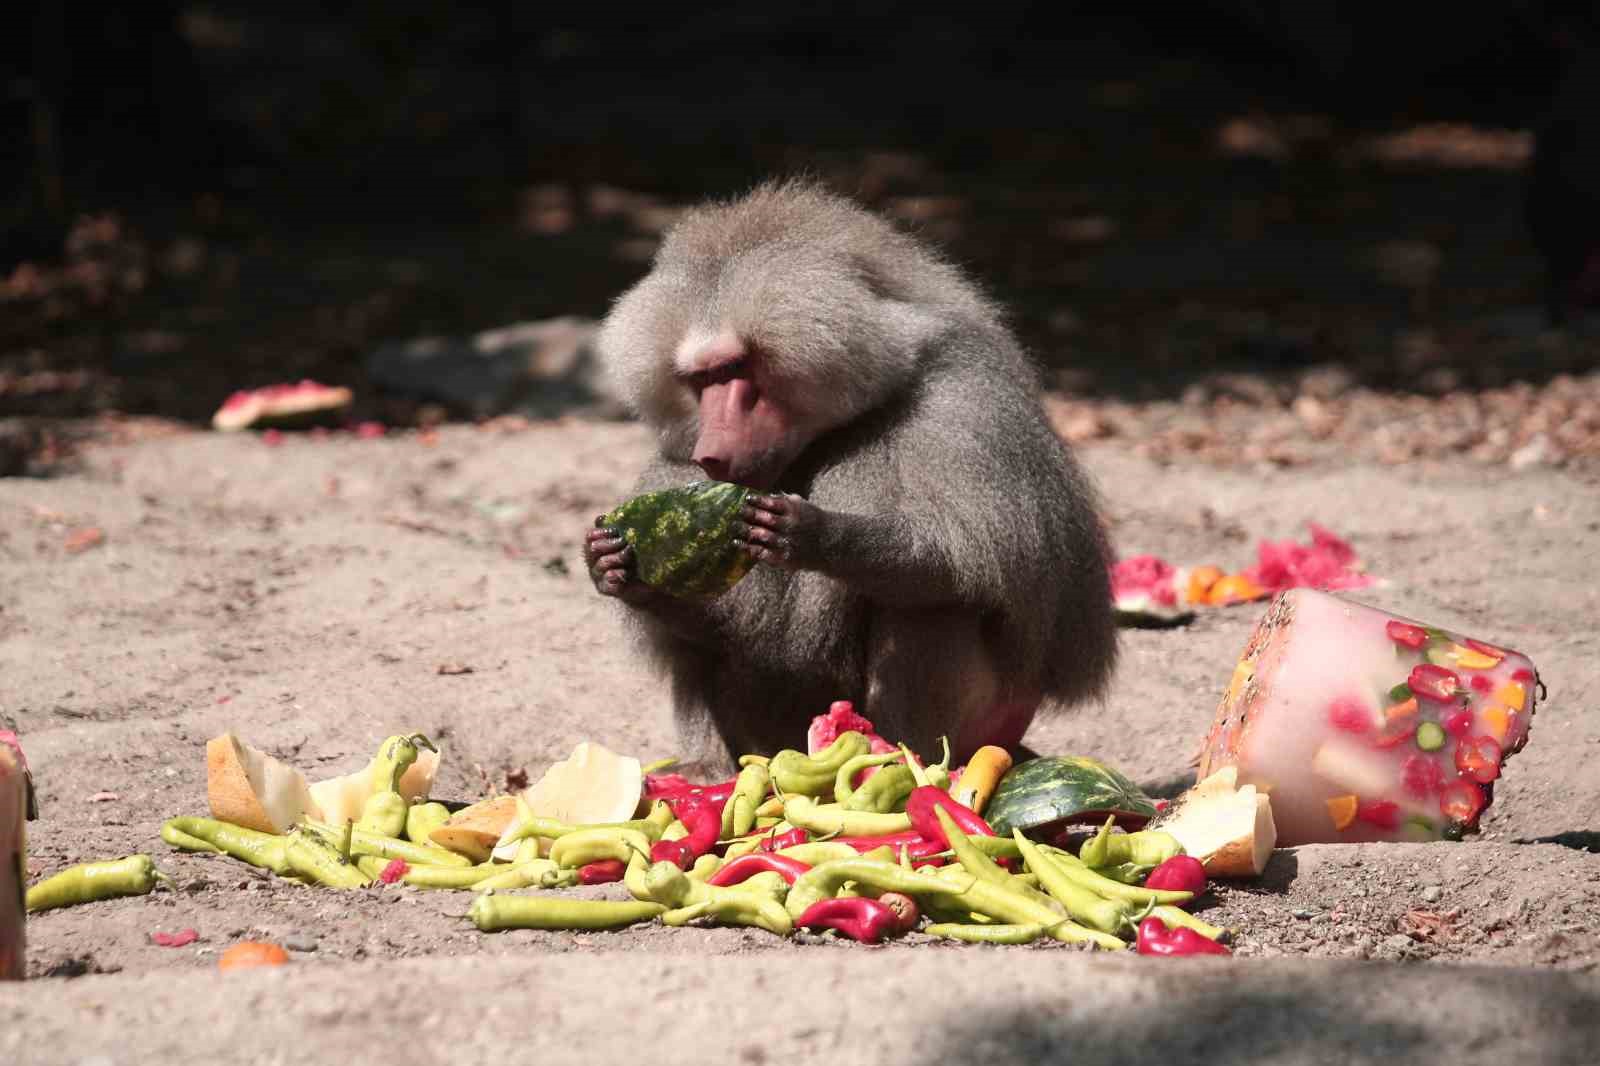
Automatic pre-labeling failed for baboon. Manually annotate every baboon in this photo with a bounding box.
[583,179,1117,770]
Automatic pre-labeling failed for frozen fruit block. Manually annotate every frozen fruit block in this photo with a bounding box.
[1198,588,1539,846]
[0,732,28,981]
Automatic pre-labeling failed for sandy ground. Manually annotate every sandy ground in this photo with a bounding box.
[2,418,1599,1062]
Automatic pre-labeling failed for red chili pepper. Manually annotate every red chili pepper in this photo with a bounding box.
[151,928,200,948]
[796,897,902,944]
[757,827,810,852]
[706,852,811,887]
[1409,664,1461,703]
[829,830,925,851]
[905,786,994,847]
[1143,855,1207,898]
[1511,668,1535,684]
[1454,736,1502,783]
[1462,638,1507,662]
[1442,709,1476,738]
[578,859,626,885]
[1385,620,1429,650]
[1372,720,1418,749]
[1400,753,1447,798]
[1136,917,1231,957]
[1439,779,1485,825]
[649,794,727,869]
[1356,799,1401,831]
[645,776,739,819]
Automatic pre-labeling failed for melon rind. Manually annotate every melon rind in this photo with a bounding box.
[602,481,754,600]
[984,755,1161,836]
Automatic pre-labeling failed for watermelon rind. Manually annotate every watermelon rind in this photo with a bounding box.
[985,755,1160,836]
[602,481,755,600]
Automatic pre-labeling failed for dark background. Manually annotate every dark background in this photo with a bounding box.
[3,1,1597,427]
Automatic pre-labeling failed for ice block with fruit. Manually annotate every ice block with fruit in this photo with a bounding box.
[1,731,30,980]
[1198,588,1539,846]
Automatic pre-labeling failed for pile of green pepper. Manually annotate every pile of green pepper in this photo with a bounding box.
[28,729,1236,956]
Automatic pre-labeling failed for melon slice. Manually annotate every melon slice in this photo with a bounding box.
[490,742,645,861]
[206,732,320,834]
[211,380,353,432]
[1152,767,1276,878]
[429,795,520,862]
[308,744,441,826]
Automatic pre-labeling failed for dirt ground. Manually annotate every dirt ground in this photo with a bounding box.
[2,412,1598,1062]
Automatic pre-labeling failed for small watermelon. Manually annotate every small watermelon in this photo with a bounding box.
[602,481,755,600]
[984,755,1160,836]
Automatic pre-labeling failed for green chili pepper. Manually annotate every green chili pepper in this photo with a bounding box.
[736,754,770,769]
[934,808,1066,917]
[1079,816,1183,869]
[642,757,680,774]
[499,804,666,849]
[686,853,723,882]
[781,796,913,838]
[303,819,471,868]
[663,893,793,936]
[356,734,437,839]
[721,763,771,839]
[770,732,872,796]
[547,828,652,870]
[845,764,918,813]
[473,860,577,893]
[354,856,506,889]
[645,800,676,832]
[832,752,906,805]
[943,870,1126,950]
[1148,903,1229,942]
[785,858,965,919]
[775,842,862,866]
[468,895,667,932]
[283,827,370,889]
[26,855,165,912]
[1042,847,1194,907]
[162,816,289,874]
[925,922,1045,944]
[1011,828,1136,936]
[404,802,451,846]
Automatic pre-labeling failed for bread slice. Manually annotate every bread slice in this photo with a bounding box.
[1152,767,1277,878]
[206,732,319,834]
[429,795,519,862]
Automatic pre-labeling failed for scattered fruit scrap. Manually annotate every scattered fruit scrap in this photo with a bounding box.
[1111,523,1375,624]
[211,380,352,432]
[1,732,31,981]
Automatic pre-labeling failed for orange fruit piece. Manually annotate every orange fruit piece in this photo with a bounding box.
[1207,573,1266,606]
[218,941,289,972]
[1325,794,1358,831]
[1492,681,1527,713]
[1184,565,1225,605]
[1450,645,1501,670]
[1384,696,1419,722]
[1480,706,1510,744]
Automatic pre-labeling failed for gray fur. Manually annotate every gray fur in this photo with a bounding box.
[592,178,1118,770]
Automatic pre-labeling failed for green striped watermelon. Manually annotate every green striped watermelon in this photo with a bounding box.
[985,755,1160,836]
[602,481,755,600]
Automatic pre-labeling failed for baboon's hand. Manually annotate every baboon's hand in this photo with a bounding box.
[734,493,825,571]
[583,517,656,605]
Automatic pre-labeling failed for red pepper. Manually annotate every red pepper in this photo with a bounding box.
[644,775,739,818]
[1442,709,1476,738]
[796,897,902,944]
[905,786,994,848]
[650,793,727,869]
[1409,663,1462,703]
[830,830,925,851]
[1385,620,1429,650]
[1136,917,1231,957]
[1439,779,1485,825]
[1356,799,1401,831]
[757,827,810,852]
[706,852,811,886]
[1143,855,1207,898]
[578,859,626,885]
[1454,736,1502,783]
